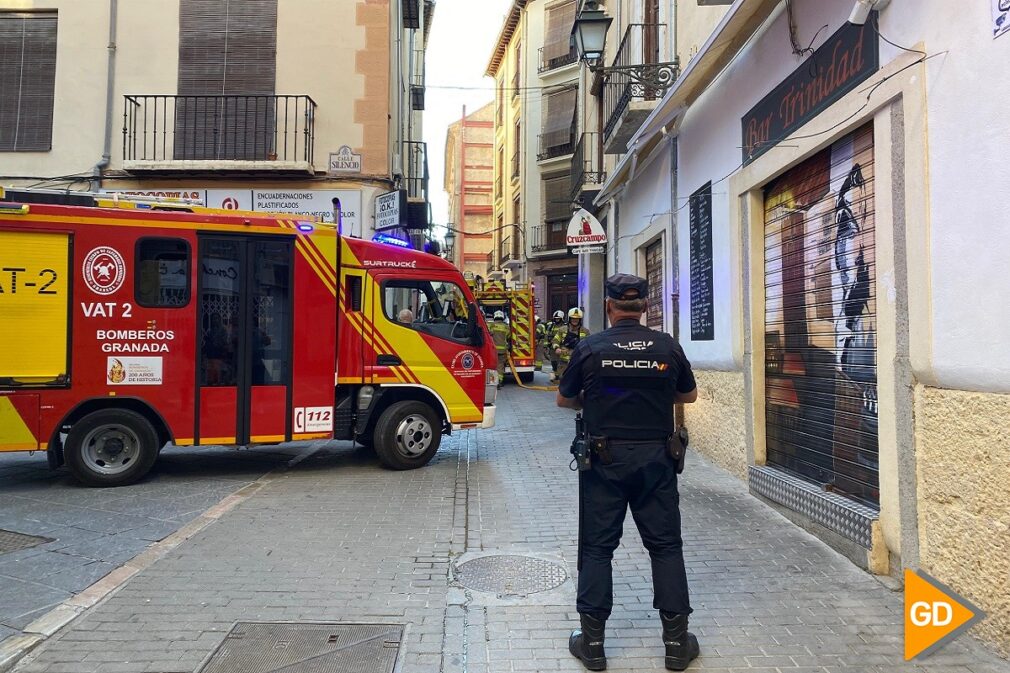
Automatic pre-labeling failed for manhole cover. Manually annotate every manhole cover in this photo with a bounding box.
[198,623,403,673]
[0,529,51,555]
[454,555,567,595]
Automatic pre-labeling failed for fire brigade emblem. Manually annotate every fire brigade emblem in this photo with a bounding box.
[83,246,126,295]
[461,353,475,370]
[108,358,127,384]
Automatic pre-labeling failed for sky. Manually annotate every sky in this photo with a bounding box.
[423,0,512,229]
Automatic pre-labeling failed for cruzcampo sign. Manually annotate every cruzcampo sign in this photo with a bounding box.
[741,17,879,165]
[566,208,606,253]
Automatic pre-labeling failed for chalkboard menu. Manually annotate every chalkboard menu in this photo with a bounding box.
[689,181,714,341]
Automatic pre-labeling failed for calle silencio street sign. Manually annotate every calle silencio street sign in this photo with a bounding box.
[566,208,607,254]
[328,145,362,174]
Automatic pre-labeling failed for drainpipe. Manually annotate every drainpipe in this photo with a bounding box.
[92,0,118,190]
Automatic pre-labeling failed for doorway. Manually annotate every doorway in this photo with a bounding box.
[196,235,294,445]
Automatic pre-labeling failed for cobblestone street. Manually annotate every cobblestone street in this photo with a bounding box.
[6,378,1008,673]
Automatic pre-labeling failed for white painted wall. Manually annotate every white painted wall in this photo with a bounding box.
[665,0,1010,391]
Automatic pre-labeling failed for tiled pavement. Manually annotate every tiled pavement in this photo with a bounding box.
[9,375,1010,673]
[0,444,309,643]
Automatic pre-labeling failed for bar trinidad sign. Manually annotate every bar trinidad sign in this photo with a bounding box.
[567,208,607,254]
[741,17,879,165]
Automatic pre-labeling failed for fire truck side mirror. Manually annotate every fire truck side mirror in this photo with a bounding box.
[467,302,484,347]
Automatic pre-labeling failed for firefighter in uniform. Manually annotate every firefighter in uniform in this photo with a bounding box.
[557,274,699,672]
[489,310,510,387]
[546,310,565,378]
[534,316,545,371]
[551,307,590,383]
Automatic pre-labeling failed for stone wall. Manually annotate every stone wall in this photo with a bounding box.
[686,370,748,480]
[916,385,1010,656]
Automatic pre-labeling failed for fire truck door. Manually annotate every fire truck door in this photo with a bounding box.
[196,236,294,445]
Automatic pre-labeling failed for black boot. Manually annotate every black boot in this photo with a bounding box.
[660,612,699,671]
[569,613,607,671]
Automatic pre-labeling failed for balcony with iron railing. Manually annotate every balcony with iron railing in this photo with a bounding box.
[403,140,429,204]
[511,151,521,180]
[486,249,497,274]
[500,235,524,269]
[511,67,521,99]
[571,132,606,202]
[601,23,677,154]
[122,94,316,173]
[538,45,578,74]
[530,221,569,254]
[537,122,576,162]
[411,49,426,111]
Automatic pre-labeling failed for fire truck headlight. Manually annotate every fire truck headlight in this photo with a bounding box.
[358,386,375,411]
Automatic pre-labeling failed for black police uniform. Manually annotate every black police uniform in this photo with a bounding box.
[559,319,696,620]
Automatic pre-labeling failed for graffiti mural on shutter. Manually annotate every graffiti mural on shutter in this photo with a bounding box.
[763,123,878,506]
[645,239,664,331]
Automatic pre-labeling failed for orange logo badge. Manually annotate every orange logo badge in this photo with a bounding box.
[904,569,984,660]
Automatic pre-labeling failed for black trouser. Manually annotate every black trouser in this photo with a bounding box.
[577,440,691,619]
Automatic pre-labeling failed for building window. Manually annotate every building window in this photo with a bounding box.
[543,172,572,248]
[539,87,577,160]
[497,77,504,125]
[176,0,278,160]
[0,12,58,152]
[645,239,664,331]
[512,42,522,98]
[136,238,191,308]
[542,0,577,71]
[511,120,521,179]
[513,194,521,224]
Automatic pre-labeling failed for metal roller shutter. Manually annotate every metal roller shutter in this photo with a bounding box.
[763,123,879,506]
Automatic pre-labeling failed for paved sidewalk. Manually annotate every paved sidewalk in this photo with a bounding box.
[11,376,1010,673]
[0,444,304,644]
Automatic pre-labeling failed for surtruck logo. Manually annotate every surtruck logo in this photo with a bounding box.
[601,359,668,371]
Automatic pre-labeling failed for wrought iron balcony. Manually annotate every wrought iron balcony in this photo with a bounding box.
[500,235,519,266]
[511,151,521,180]
[486,249,497,274]
[538,45,578,74]
[403,140,429,204]
[530,222,569,254]
[122,95,316,172]
[538,123,576,161]
[411,48,426,111]
[601,23,678,153]
[512,67,521,99]
[571,132,606,202]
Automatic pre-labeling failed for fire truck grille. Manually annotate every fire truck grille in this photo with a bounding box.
[197,623,403,673]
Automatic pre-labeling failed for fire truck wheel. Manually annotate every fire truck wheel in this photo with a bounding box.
[65,409,160,487]
[373,401,441,470]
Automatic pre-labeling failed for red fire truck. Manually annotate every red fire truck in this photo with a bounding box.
[0,188,498,486]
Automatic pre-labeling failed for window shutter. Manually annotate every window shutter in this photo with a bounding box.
[543,0,576,61]
[542,87,576,149]
[544,173,572,223]
[0,13,57,152]
[177,0,277,160]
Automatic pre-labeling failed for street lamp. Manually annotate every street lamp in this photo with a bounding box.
[570,2,611,61]
[443,229,456,260]
[571,0,680,92]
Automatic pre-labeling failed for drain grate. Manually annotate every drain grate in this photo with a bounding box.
[0,529,52,555]
[198,623,403,673]
[454,555,567,596]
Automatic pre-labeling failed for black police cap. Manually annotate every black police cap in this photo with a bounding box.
[605,273,648,300]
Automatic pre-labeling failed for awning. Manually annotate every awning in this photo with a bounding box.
[593,0,783,203]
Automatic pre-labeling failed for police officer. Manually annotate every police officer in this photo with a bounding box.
[551,308,590,383]
[489,310,510,387]
[557,274,699,672]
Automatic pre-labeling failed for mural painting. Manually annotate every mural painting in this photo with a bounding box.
[763,124,878,506]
